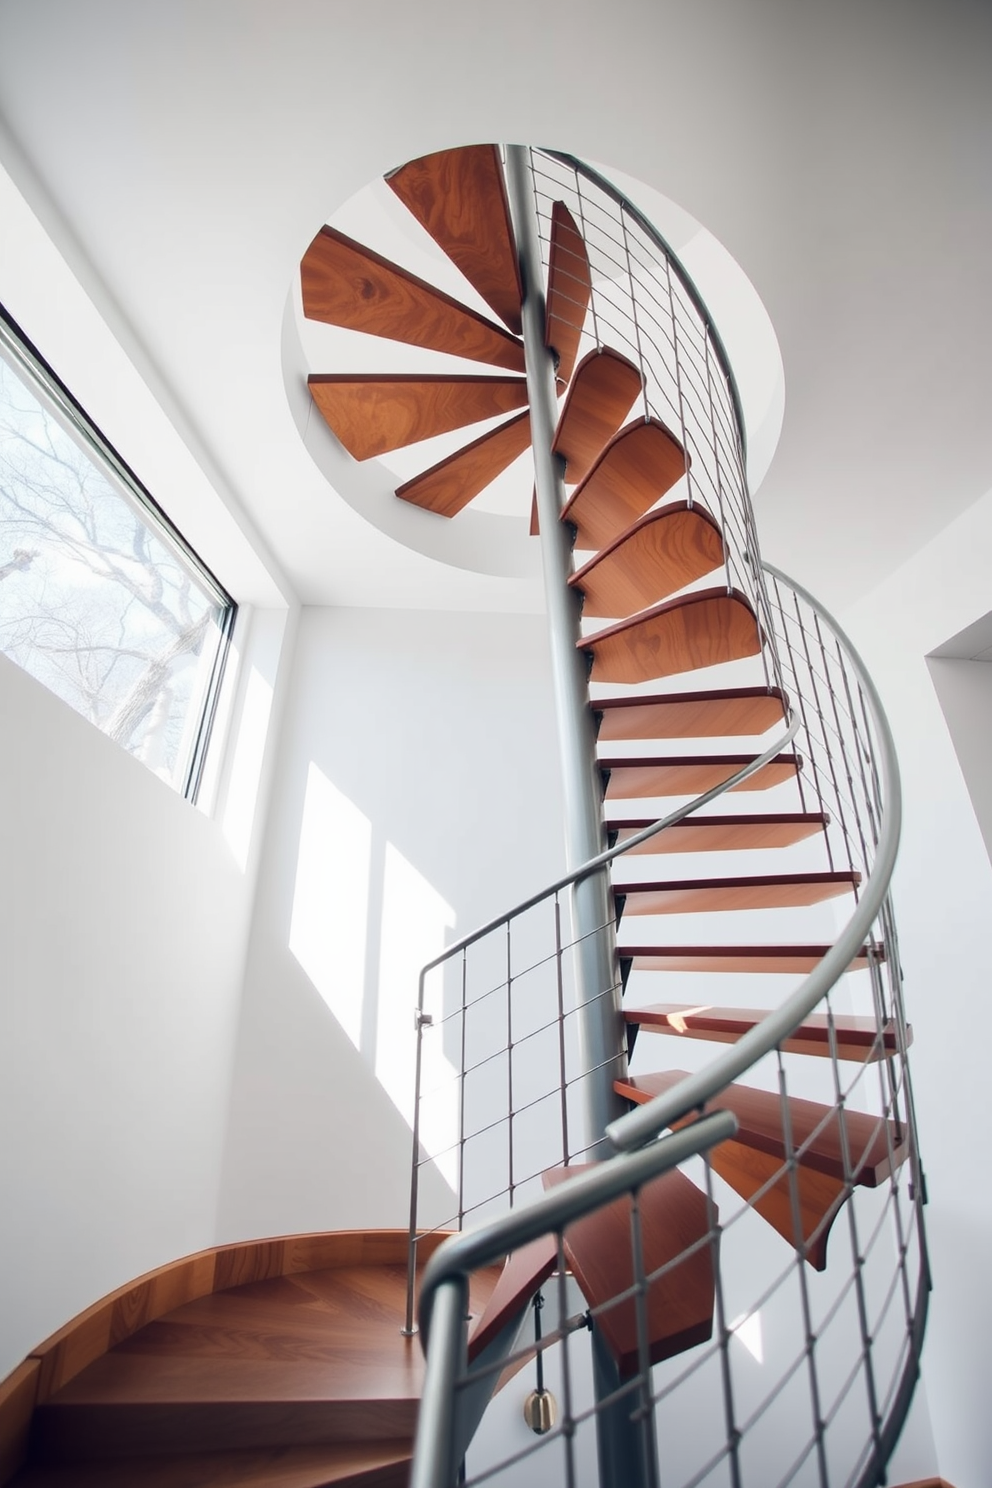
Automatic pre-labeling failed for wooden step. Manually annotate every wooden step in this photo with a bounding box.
[560,417,688,550]
[306,374,528,460]
[583,588,761,684]
[617,944,880,974]
[9,1440,412,1487]
[542,1166,714,1376]
[466,1235,557,1360]
[569,502,724,617]
[300,226,525,372]
[600,752,802,798]
[615,1070,908,1269]
[386,145,523,335]
[607,812,827,853]
[552,349,643,485]
[395,410,531,517]
[616,872,860,915]
[545,202,591,383]
[27,1255,500,1466]
[623,1004,909,1062]
[596,687,787,742]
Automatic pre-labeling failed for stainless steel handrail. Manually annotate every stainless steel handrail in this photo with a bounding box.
[410,1110,738,1488]
[606,561,902,1152]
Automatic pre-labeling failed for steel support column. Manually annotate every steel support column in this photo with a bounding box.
[504,144,626,1153]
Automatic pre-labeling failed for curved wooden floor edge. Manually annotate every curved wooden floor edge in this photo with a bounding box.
[0,1228,446,1487]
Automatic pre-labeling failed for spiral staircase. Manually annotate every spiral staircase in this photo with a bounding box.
[0,147,928,1488]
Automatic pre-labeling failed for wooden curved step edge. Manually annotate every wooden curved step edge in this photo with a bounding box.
[569,502,724,618]
[560,417,689,552]
[595,686,787,742]
[615,1072,908,1268]
[544,202,592,384]
[395,410,531,517]
[542,1166,715,1376]
[300,226,525,373]
[306,375,528,461]
[606,812,828,854]
[615,1070,908,1187]
[7,1439,414,1487]
[618,944,883,974]
[0,1231,451,1486]
[600,753,803,799]
[616,871,861,915]
[552,349,643,486]
[466,1234,558,1360]
[623,1004,910,1062]
[582,588,762,685]
[385,145,523,335]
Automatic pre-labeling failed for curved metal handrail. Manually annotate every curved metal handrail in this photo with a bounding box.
[606,561,902,1151]
[414,707,799,983]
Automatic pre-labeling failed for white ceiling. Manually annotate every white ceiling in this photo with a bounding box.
[0,0,989,614]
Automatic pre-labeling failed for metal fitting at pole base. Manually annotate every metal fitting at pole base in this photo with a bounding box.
[503,144,626,1149]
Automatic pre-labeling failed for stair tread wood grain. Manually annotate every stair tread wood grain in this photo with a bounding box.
[595,687,787,742]
[616,871,861,914]
[600,753,802,798]
[307,375,528,460]
[623,1003,909,1061]
[542,1165,714,1376]
[615,1070,907,1185]
[618,944,880,974]
[545,202,591,384]
[570,502,724,617]
[395,410,531,516]
[560,417,687,550]
[582,588,761,684]
[552,349,642,485]
[607,812,827,853]
[386,144,522,334]
[300,226,525,372]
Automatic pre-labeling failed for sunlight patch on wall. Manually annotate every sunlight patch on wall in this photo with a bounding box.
[730,1309,764,1364]
[289,763,372,1048]
[377,843,457,1181]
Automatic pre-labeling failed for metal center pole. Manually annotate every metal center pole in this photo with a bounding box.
[504,145,626,1152]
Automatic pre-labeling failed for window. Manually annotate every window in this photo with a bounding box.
[0,307,235,800]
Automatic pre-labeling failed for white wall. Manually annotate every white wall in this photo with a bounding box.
[217,604,567,1240]
[0,653,259,1378]
[843,484,992,1488]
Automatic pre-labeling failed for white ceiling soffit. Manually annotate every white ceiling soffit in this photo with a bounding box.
[0,0,989,613]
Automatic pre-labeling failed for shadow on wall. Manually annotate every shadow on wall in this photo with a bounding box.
[926,609,992,871]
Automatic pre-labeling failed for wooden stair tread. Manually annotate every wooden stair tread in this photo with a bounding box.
[467,1235,558,1360]
[300,226,525,372]
[616,872,861,915]
[596,686,787,741]
[614,1070,907,1186]
[11,1439,412,1487]
[386,145,522,335]
[560,417,688,550]
[306,374,527,460]
[618,944,880,974]
[570,502,724,617]
[552,349,643,485]
[542,1165,714,1376]
[31,1262,500,1462]
[544,202,591,384]
[607,812,827,853]
[395,410,531,517]
[600,752,802,798]
[624,1003,909,1062]
[583,588,761,684]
